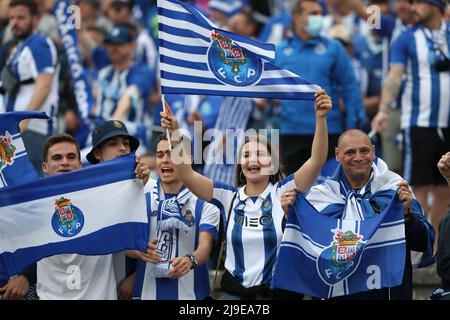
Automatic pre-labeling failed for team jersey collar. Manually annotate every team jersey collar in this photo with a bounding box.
[238,182,273,202]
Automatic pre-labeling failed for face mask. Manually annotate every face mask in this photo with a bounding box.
[305,15,324,37]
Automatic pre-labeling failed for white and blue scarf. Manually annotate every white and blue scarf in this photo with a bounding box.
[149,179,194,277]
[306,158,435,268]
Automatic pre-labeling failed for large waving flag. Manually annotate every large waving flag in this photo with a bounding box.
[157,0,320,100]
[0,154,148,277]
[0,111,48,188]
[271,193,406,299]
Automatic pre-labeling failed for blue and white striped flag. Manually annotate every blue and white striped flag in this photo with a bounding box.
[157,0,320,100]
[0,111,48,188]
[271,193,406,299]
[0,154,148,277]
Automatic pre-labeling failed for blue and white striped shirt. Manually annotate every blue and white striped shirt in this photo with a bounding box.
[134,179,220,300]
[95,63,156,124]
[211,176,296,288]
[4,33,59,136]
[390,21,450,129]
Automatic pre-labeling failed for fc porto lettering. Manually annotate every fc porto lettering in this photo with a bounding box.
[317,229,366,284]
[0,132,16,172]
[51,197,84,237]
[208,30,262,86]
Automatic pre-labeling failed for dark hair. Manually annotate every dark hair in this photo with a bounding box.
[369,0,388,4]
[235,133,284,187]
[43,133,81,162]
[291,0,318,14]
[86,25,108,37]
[156,133,168,147]
[238,11,263,37]
[9,0,39,16]
[111,0,133,11]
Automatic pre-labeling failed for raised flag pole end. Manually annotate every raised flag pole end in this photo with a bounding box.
[161,94,173,150]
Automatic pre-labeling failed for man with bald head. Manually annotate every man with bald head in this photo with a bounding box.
[283,129,435,299]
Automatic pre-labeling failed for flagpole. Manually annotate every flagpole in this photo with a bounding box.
[161,94,173,150]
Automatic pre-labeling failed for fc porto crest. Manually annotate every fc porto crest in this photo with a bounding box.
[0,131,16,173]
[183,209,195,228]
[51,197,84,237]
[317,229,366,285]
[207,30,262,87]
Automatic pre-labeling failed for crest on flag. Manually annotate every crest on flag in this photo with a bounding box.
[317,229,366,285]
[208,30,262,87]
[51,197,85,237]
[0,132,16,172]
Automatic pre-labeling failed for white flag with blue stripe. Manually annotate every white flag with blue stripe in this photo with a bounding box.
[271,193,406,299]
[0,111,48,188]
[157,0,320,100]
[0,154,148,277]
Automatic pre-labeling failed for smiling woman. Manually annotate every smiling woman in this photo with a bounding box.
[235,134,283,192]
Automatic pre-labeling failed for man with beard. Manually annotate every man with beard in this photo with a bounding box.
[0,0,59,176]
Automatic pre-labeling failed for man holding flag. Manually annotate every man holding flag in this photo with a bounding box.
[84,120,151,300]
[0,118,152,300]
[274,129,435,299]
[36,127,150,300]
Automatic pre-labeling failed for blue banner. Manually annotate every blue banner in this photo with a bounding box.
[53,0,94,119]
[271,193,406,299]
[0,154,148,277]
[157,0,320,100]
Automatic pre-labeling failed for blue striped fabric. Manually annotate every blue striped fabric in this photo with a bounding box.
[271,193,406,299]
[157,0,319,100]
[203,97,253,185]
[390,22,450,129]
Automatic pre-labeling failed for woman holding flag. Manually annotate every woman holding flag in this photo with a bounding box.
[159,89,332,299]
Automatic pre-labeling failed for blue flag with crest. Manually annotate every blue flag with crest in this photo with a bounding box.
[0,111,48,188]
[271,193,406,299]
[0,154,148,277]
[157,0,320,100]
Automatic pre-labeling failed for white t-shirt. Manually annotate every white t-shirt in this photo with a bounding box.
[37,254,117,300]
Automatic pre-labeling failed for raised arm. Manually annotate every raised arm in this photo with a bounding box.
[294,89,331,192]
[111,85,140,121]
[160,100,214,201]
[371,65,405,132]
[20,73,54,132]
